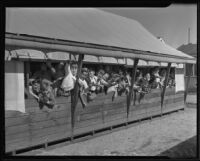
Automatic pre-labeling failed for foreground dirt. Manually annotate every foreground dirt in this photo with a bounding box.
[23,106,196,157]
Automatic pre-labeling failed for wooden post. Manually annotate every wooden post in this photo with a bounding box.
[127,58,139,118]
[161,63,171,113]
[184,64,192,103]
[71,54,84,135]
[133,91,136,106]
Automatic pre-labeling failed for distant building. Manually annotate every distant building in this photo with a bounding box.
[177,43,197,92]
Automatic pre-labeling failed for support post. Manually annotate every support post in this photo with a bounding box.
[161,63,171,113]
[184,64,192,103]
[127,58,139,118]
[71,54,84,135]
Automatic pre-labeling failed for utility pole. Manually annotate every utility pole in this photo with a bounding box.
[188,28,190,44]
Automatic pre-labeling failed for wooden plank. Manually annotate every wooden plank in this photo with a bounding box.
[25,96,71,108]
[6,117,71,136]
[6,124,29,135]
[173,96,184,104]
[105,108,126,117]
[6,132,30,145]
[29,110,71,123]
[75,117,103,129]
[146,109,161,117]
[105,116,127,127]
[75,98,126,115]
[26,103,71,114]
[132,100,161,110]
[29,124,71,140]
[6,129,72,153]
[6,122,71,145]
[5,112,71,129]
[129,112,150,122]
[5,103,71,119]
[5,111,27,119]
[6,104,71,124]
[30,130,71,146]
[146,105,161,113]
[5,114,30,127]
[104,112,127,122]
[76,111,102,122]
[74,123,105,136]
[74,116,128,136]
[6,131,30,141]
[162,103,184,113]
[6,138,31,153]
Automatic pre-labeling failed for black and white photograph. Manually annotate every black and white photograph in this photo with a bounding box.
[4,4,197,158]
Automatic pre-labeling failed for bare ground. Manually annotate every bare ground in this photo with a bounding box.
[23,106,196,157]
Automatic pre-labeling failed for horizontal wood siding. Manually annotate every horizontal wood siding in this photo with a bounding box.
[5,97,71,153]
[5,87,184,153]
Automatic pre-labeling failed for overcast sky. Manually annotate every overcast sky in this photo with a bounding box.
[101,4,197,49]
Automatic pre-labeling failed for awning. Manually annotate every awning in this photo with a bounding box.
[10,49,47,61]
[46,51,70,61]
[101,57,125,64]
[6,8,196,64]
[5,50,11,61]
[83,55,101,63]
[126,59,161,66]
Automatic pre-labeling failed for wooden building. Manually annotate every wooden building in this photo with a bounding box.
[178,43,197,92]
[5,8,196,154]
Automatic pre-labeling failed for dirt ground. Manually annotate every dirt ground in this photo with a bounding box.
[23,105,196,157]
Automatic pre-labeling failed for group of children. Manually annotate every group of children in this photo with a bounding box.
[28,62,175,110]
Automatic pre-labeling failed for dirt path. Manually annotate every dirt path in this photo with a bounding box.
[25,106,196,157]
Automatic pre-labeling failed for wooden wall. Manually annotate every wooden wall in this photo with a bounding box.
[5,97,72,152]
[5,87,184,153]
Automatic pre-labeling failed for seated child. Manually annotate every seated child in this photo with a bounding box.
[149,67,161,89]
[138,73,151,103]
[29,79,41,100]
[29,78,59,110]
[86,69,98,102]
[133,70,143,92]
[138,73,151,94]
[96,69,108,93]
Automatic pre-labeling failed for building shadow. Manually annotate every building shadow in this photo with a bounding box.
[157,135,197,158]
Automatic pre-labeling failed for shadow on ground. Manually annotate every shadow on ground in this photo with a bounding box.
[158,135,197,158]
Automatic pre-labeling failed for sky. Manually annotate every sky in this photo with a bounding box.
[101,4,197,49]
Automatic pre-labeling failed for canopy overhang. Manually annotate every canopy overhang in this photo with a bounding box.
[11,49,47,61]
[5,50,11,61]
[5,33,196,64]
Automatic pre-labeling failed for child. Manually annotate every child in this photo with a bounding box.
[38,79,59,110]
[86,69,98,102]
[61,62,88,107]
[160,69,166,88]
[29,79,41,100]
[96,69,108,93]
[138,73,151,103]
[139,73,151,94]
[29,78,59,110]
[168,69,176,87]
[149,67,161,89]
